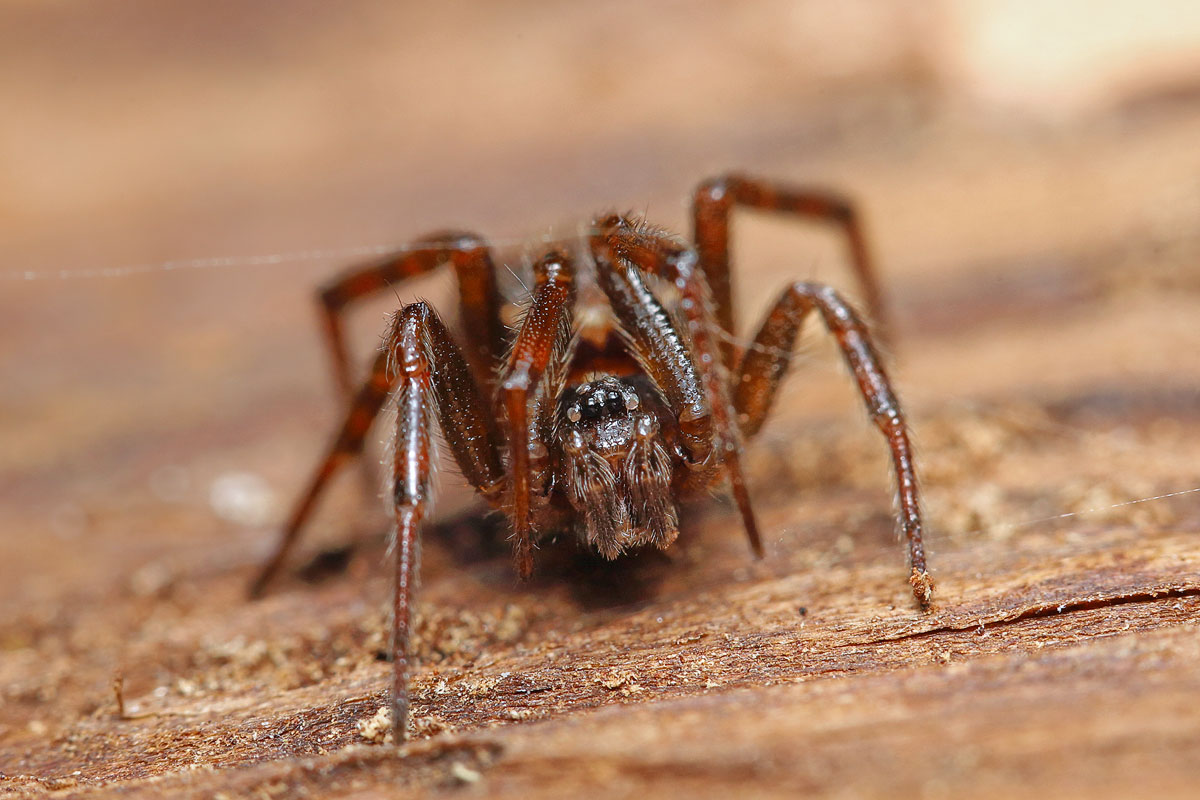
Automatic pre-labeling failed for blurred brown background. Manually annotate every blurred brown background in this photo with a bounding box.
[2,2,1200,798]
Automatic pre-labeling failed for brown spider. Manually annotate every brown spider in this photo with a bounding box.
[249,174,931,741]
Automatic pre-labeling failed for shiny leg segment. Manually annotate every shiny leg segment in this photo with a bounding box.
[591,215,763,557]
[692,174,891,362]
[317,232,505,402]
[734,281,931,606]
[499,250,576,578]
[250,303,505,599]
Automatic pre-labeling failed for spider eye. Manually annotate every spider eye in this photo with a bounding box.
[567,406,582,423]
[625,394,639,411]
[605,391,625,415]
[581,394,605,420]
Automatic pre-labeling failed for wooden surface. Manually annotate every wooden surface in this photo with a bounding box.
[3,3,1200,798]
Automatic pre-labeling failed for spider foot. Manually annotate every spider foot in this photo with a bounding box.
[909,567,935,610]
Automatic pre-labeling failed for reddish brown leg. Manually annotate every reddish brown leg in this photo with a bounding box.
[693,174,890,364]
[591,215,763,558]
[250,303,505,598]
[386,304,442,742]
[500,250,576,578]
[317,232,505,401]
[249,346,393,599]
[315,233,505,508]
[734,281,931,606]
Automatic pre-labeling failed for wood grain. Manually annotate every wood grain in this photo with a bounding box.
[3,4,1200,798]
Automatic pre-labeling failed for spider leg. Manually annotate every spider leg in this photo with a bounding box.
[250,303,505,598]
[315,233,505,512]
[317,232,505,402]
[692,175,890,364]
[499,250,575,578]
[591,215,763,557]
[385,301,509,742]
[735,281,931,607]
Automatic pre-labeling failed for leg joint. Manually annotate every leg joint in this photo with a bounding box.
[694,175,735,206]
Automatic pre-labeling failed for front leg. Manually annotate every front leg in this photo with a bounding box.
[735,282,931,607]
[316,234,505,504]
[499,250,576,578]
[379,302,510,742]
[389,309,433,744]
[253,300,506,740]
[590,215,763,557]
[250,303,505,599]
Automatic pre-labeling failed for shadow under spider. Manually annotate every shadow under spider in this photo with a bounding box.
[295,507,698,613]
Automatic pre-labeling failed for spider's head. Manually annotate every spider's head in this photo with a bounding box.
[562,376,640,445]
[559,377,679,559]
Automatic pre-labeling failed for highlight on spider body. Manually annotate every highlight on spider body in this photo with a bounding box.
[248,174,932,742]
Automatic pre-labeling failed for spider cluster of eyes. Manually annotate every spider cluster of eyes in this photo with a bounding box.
[564,381,639,423]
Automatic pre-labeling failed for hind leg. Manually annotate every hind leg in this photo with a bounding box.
[692,175,890,364]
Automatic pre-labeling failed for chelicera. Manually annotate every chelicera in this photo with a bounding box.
[249,174,932,740]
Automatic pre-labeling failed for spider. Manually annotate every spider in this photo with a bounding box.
[249,174,931,741]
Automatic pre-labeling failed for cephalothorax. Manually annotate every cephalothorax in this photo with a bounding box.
[250,175,932,740]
